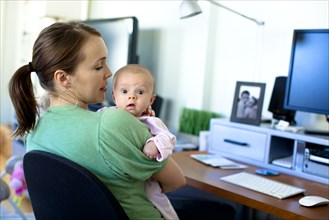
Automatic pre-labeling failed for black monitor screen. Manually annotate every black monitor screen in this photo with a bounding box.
[83,17,138,105]
[284,29,329,116]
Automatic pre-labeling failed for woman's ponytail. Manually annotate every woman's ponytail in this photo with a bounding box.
[8,64,39,137]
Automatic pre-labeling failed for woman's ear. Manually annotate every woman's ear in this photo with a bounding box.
[54,70,70,86]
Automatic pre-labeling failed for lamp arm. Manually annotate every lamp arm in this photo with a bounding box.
[208,0,265,25]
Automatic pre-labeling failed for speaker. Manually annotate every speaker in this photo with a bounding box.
[268,76,296,124]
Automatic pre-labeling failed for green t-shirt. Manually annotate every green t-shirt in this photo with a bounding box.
[26,105,167,219]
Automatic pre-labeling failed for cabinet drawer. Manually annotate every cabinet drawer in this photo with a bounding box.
[209,124,267,162]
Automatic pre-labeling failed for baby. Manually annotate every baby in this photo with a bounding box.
[100,64,178,219]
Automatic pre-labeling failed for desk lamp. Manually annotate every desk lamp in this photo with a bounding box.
[179,0,265,25]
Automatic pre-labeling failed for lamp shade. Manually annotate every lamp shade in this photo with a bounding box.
[180,0,202,19]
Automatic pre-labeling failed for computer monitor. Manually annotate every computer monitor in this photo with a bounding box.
[83,17,139,106]
[284,29,329,132]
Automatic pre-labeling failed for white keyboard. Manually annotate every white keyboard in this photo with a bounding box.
[220,172,305,199]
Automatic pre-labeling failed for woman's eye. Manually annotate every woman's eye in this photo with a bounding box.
[95,66,103,71]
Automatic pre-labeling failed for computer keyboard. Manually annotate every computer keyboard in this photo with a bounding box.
[220,172,305,199]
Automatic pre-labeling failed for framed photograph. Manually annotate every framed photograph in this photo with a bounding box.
[230,81,266,126]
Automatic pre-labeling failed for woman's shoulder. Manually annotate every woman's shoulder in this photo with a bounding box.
[98,108,151,142]
[100,108,136,121]
[99,108,148,131]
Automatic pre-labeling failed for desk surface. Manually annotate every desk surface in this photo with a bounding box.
[172,151,329,220]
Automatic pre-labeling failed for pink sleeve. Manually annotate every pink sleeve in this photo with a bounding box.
[139,116,176,162]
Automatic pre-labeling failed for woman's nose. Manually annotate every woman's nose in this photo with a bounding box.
[106,70,113,79]
[105,64,113,78]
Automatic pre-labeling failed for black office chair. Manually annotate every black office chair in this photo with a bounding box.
[23,150,129,220]
[167,185,236,220]
[152,95,163,117]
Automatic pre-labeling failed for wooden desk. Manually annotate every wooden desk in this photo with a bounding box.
[172,151,329,220]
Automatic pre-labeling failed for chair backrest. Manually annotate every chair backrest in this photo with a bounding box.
[152,95,163,117]
[23,150,129,220]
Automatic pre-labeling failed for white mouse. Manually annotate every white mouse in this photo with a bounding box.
[299,196,329,207]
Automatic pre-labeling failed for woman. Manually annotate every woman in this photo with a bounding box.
[8,21,185,219]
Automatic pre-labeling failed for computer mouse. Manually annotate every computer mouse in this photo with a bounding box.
[299,196,329,207]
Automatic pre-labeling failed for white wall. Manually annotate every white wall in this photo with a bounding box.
[209,1,329,130]
[1,0,328,132]
[0,1,24,126]
[89,0,329,131]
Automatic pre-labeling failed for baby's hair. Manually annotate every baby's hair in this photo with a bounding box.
[112,64,155,93]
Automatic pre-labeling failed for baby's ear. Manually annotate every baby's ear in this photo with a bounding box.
[150,94,156,105]
[111,91,116,104]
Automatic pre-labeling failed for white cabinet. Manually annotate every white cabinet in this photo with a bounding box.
[209,119,329,185]
[210,124,267,162]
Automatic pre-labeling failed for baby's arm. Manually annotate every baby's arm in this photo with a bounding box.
[140,116,176,161]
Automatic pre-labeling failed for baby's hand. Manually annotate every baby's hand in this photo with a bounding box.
[143,141,159,160]
[143,105,155,117]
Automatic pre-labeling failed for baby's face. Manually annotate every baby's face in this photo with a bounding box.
[113,71,155,117]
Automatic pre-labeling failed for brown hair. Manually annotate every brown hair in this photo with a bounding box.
[8,22,101,137]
